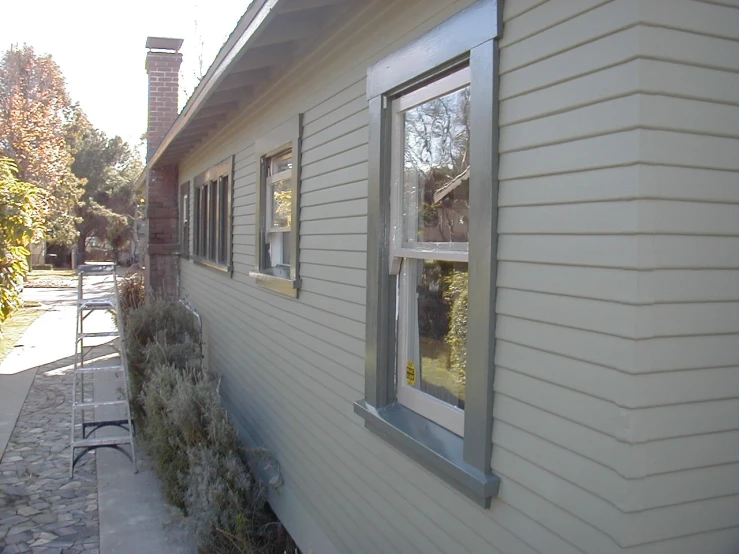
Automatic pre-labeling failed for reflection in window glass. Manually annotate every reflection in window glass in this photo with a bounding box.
[218,177,229,264]
[269,151,292,175]
[404,259,468,410]
[403,86,470,245]
[271,179,292,229]
[264,149,293,273]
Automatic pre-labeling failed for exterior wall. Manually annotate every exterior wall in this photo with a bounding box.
[178,1,739,553]
[621,2,739,550]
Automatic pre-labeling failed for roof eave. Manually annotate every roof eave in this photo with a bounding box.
[144,0,282,172]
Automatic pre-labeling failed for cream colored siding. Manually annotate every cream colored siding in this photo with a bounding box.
[622,2,739,550]
[175,0,738,552]
[497,0,739,552]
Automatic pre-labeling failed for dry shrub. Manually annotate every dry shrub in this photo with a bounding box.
[131,301,295,553]
[124,300,200,421]
[140,362,187,507]
[185,447,274,554]
[118,272,145,327]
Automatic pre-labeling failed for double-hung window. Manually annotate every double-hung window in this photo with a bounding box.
[193,157,233,270]
[393,66,471,437]
[264,150,293,271]
[355,0,501,507]
[250,115,302,296]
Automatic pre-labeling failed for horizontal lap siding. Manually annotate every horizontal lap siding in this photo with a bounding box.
[497,0,739,552]
[177,0,738,552]
[623,3,739,551]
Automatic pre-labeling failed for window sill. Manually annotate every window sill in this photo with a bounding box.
[248,271,300,297]
[354,400,500,508]
[193,257,231,275]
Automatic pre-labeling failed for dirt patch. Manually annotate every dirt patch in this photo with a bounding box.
[26,270,77,289]
[0,307,46,364]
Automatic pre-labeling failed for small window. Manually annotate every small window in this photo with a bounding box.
[250,115,302,297]
[263,149,293,273]
[179,182,191,257]
[193,157,232,270]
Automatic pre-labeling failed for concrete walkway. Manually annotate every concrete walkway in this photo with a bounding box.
[0,282,195,554]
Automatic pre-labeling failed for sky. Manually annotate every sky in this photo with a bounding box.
[2,1,251,156]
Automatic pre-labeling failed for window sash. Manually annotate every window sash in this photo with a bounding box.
[394,66,471,113]
[180,184,190,257]
[390,70,472,433]
[266,168,291,185]
[262,150,293,266]
[389,71,471,270]
[396,258,465,436]
[266,180,292,232]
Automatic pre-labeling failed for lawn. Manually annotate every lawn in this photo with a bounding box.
[0,306,46,364]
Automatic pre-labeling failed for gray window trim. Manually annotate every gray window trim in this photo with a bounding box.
[192,156,234,274]
[249,114,302,297]
[355,0,502,508]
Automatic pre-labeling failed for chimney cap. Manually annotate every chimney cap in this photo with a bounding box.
[146,37,184,52]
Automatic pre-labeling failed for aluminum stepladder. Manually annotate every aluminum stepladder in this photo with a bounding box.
[70,263,137,476]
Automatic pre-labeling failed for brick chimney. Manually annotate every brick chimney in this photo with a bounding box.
[144,37,182,299]
[145,37,183,159]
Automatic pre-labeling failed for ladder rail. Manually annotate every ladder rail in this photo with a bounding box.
[70,263,137,477]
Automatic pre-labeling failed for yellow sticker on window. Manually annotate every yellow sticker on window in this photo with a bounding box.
[406,360,416,386]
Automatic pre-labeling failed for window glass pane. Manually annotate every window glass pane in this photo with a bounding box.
[271,179,292,229]
[405,258,467,410]
[282,230,291,266]
[266,232,289,274]
[207,183,216,260]
[182,191,189,254]
[200,187,208,257]
[269,150,292,176]
[402,85,470,244]
[219,177,229,264]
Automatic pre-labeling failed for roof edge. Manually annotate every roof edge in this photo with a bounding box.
[142,0,280,175]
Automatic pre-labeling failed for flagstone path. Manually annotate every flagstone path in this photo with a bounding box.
[0,354,99,554]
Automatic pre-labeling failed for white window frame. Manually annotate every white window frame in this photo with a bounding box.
[391,67,471,437]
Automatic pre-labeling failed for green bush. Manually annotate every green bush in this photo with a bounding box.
[31,263,53,271]
[0,157,47,324]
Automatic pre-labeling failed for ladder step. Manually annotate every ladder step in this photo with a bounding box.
[75,364,123,373]
[74,400,128,409]
[78,299,116,310]
[82,418,129,429]
[77,331,119,339]
[72,436,132,448]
